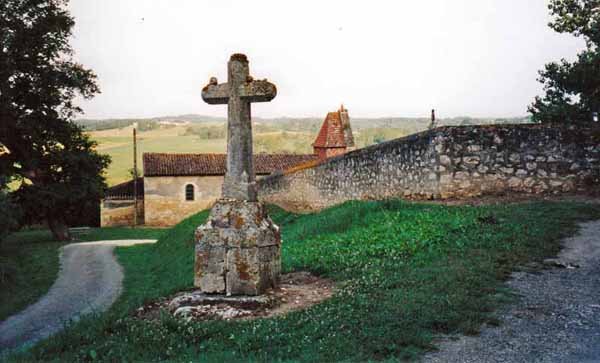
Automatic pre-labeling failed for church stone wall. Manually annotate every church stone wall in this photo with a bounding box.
[258,124,600,212]
[100,199,144,227]
[144,176,223,227]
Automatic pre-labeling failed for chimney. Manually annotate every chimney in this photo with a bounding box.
[339,104,355,149]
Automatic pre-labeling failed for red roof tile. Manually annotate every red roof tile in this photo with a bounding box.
[313,111,347,148]
[143,153,317,177]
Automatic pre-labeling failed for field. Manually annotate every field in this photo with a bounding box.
[89,123,408,186]
[8,199,599,362]
[91,124,223,186]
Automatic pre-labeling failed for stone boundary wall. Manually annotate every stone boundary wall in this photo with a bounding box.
[100,199,144,227]
[258,124,600,212]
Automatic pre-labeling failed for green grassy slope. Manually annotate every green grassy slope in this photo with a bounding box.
[12,200,600,362]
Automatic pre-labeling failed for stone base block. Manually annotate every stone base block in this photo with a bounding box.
[194,199,281,296]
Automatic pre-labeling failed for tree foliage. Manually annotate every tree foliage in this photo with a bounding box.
[0,180,21,245]
[0,0,110,240]
[529,0,600,123]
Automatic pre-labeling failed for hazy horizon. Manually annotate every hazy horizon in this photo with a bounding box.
[69,1,585,120]
[76,112,530,122]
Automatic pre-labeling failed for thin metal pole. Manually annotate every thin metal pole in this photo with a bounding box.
[133,127,138,227]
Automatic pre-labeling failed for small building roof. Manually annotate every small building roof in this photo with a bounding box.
[313,111,347,148]
[104,177,144,200]
[143,153,317,177]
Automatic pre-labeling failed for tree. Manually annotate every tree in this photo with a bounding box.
[0,177,21,245]
[0,0,110,240]
[529,0,600,123]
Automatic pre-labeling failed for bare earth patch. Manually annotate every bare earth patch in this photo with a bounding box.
[134,272,334,322]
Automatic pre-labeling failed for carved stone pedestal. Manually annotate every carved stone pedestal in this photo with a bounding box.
[194,199,281,296]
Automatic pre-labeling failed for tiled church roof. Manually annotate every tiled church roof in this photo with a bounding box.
[143,153,317,177]
[104,177,144,200]
[313,111,347,148]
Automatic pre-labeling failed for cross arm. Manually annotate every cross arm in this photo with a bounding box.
[202,80,229,105]
[239,79,277,103]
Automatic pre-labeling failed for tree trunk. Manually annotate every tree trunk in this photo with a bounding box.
[48,217,71,241]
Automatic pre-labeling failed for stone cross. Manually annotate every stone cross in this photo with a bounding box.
[196,54,281,296]
[201,53,277,201]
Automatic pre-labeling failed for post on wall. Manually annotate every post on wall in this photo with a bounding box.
[133,124,138,227]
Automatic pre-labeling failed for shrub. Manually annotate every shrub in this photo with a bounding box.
[0,190,20,244]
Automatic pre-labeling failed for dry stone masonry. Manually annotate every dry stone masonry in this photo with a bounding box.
[194,200,281,295]
[196,53,281,296]
[259,124,600,211]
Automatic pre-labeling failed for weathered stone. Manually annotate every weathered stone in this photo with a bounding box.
[202,54,277,201]
[440,173,452,184]
[524,177,536,188]
[194,245,226,293]
[455,171,470,180]
[459,180,472,189]
[516,169,528,177]
[533,181,549,193]
[196,54,280,296]
[439,155,452,166]
[509,153,521,163]
[508,177,522,188]
[168,290,273,312]
[195,199,281,295]
[526,162,537,171]
[463,156,480,166]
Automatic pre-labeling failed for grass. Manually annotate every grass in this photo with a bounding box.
[7,200,600,362]
[0,227,165,322]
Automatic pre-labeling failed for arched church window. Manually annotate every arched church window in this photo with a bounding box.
[185,184,194,201]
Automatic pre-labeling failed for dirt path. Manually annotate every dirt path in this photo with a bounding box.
[0,240,156,352]
[424,221,600,363]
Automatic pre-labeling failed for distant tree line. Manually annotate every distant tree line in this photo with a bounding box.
[77,119,166,132]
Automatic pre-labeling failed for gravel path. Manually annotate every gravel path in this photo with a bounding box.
[0,239,156,352]
[424,220,600,363]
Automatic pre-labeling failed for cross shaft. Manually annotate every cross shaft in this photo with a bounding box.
[201,54,277,201]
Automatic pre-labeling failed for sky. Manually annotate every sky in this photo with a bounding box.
[69,0,586,120]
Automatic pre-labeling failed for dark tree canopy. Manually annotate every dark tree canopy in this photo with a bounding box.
[529,0,600,123]
[0,0,110,240]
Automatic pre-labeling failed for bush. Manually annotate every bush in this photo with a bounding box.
[0,190,21,284]
[0,191,20,244]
